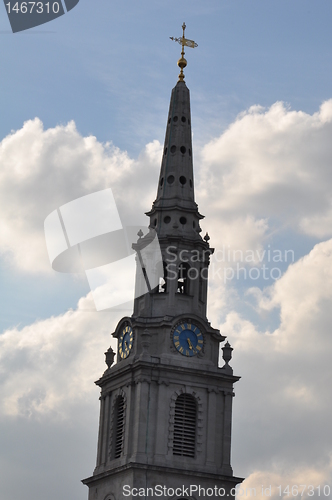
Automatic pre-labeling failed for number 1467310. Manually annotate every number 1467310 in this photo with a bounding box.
[277,485,331,497]
[6,2,60,14]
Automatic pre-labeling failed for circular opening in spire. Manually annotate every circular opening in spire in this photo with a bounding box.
[160,177,164,187]
[164,147,167,155]
[173,116,178,122]
[189,149,192,157]
[167,175,175,184]
[181,116,186,123]
[179,176,187,185]
[180,217,187,225]
[180,146,186,155]
[164,216,171,224]
[170,145,176,154]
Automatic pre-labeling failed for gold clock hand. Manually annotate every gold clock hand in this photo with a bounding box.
[187,338,193,350]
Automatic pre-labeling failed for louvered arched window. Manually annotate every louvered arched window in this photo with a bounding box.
[112,395,125,459]
[173,393,197,457]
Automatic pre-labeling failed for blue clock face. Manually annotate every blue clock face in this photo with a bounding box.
[119,325,133,359]
[173,322,203,357]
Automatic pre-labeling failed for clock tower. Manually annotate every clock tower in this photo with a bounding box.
[83,25,243,500]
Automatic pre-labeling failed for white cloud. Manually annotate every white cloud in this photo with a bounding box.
[197,100,332,253]
[1,101,332,499]
[0,292,131,500]
[239,465,332,500]
[0,119,161,273]
[0,241,331,499]
[2,102,332,277]
[0,292,121,419]
[247,239,332,350]
[218,239,332,489]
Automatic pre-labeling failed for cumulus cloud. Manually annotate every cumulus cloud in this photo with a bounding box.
[197,100,332,256]
[0,119,161,273]
[2,102,332,277]
[0,285,134,500]
[218,240,332,494]
[0,292,124,500]
[240,465,332,500]
[0,238,331,500]
[1,101,332,500]
[0,292,120,419]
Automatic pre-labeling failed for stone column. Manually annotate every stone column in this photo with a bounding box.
[96,396,105,467]
[221,390,233,475]
[206,389,217,467]
[131,379,150,462]
[154,382,169,460]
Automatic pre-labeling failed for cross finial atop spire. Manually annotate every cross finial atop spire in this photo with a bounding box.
[170,22,198,82]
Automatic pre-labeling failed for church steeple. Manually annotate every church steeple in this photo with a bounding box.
[82,27,243,500]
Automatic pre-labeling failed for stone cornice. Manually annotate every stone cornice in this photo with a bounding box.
[95,357,241,389]
[82,461,244,486]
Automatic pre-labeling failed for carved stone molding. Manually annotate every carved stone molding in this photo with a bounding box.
[157,378,170,386]
[207,387,219,394]
[218,389,235,396]
[133,377,151,385]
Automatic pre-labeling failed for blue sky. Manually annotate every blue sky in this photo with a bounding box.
[1,2,332,500]
[2,1,332,151]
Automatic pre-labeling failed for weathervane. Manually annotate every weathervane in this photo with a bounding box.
[170,22,198,82]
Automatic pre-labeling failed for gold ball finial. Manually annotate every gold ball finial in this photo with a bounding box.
[177,55,187,82]
[178,55,187,70]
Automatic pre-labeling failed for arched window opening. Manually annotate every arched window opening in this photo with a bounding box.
[173,393,197,457]
[177,263,190,294]
[158,262,168,293]
[112,396,125,459]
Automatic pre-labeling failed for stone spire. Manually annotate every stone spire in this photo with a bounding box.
[146,80,204,240]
